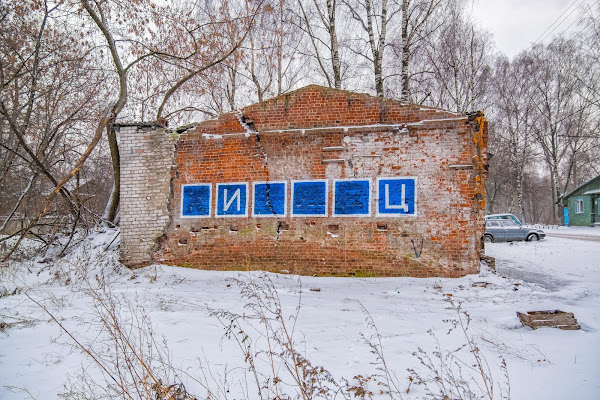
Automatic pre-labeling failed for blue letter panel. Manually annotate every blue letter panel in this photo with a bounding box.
[182,184,211,217]
[253,182,286,216]
[377,178,416,215]
[217,183,248,217]
[334,180,370,216]
[292,181,327,216]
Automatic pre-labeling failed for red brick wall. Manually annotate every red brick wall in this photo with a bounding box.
[151,86,487,277]
[242,84,459,130]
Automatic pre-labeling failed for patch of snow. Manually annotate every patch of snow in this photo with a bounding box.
[234,110,254,137]
[550,226,600,237]
[264,122,412,134]
[201,133,223,139]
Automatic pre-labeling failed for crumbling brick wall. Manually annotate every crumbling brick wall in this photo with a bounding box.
[120,85,488,277]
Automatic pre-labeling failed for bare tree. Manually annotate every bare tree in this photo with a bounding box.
[409,0,492,111]
[79,0,261,224]
[342,0,401,96]
[490,55,536,223]
[295,0,344,89]
[0,1,105,245]
[398,0,442,101]
[526,39,592,223]
[232,0,305,102]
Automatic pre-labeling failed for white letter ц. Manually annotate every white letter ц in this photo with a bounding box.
[385,184,408,212]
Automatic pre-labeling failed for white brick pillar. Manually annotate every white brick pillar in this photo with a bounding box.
[118,124,177,266]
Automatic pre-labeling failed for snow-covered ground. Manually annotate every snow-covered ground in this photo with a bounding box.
[527,224,600,237]
[0,230,599,399]
[555,225,600,235]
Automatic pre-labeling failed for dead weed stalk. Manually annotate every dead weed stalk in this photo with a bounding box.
[408,300,510,400]
[26,281,198,400]
[209,273,358,400]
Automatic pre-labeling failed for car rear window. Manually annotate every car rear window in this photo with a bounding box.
[501,220,519,227]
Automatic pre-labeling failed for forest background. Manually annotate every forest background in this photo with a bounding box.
[1,0,599,255]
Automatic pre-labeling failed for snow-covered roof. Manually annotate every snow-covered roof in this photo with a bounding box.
[563,174,600,199]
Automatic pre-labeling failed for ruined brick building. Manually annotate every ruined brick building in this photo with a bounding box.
[118,85,488,277]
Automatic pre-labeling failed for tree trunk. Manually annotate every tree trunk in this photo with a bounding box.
[551,163,562,224]
[400,0,409,101]
[327,0,342,89]
[365,0,386,97]
[277,0,284,96]
[82,0,128,225]
[516,170,526,224]
[102,123,120,224]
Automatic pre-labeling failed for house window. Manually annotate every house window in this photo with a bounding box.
[574,199,584,214]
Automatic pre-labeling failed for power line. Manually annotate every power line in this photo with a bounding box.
[563,2,600,40]
[553,0,600,40]
[526,0,599,52]
[529,0,586,48]
[521,1,599,58]
[554,98,600,126]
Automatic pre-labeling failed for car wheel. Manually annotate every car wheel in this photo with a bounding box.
[527,233,539,242]
[483,234,493,243]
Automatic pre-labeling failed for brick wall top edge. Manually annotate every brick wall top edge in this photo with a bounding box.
[240,85,463,131]
[180,119,469,142]
[190,85,466,136]
[194,112,247,135]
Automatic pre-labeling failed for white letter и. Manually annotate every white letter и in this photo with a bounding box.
[224,188,241,212]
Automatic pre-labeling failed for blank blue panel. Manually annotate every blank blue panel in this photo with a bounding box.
[182,185,211,217]
[217,183,248,216]
[378,178,416,215]
[254,182,286,216]
[334,180,370,215]
[292,181,327,216]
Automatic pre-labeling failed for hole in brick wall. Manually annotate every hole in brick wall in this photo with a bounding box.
[278,222,289,231]
[401,232,409,237]
[178,238,188,245]
[190,226,200,232]
[256,224,261,230]
[328,224,339,234]
[201,226,211,231]
[310,221,316,226]
[300,237,305,241]
[176,225,181,229]
[229,226,239,233]
[377,223,388,231]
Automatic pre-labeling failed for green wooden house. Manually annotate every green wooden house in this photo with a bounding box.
[563,175,600,226]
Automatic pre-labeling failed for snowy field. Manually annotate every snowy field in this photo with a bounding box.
[0,229,599,399]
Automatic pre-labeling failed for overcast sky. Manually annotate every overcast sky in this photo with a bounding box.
[471,0,596,58]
